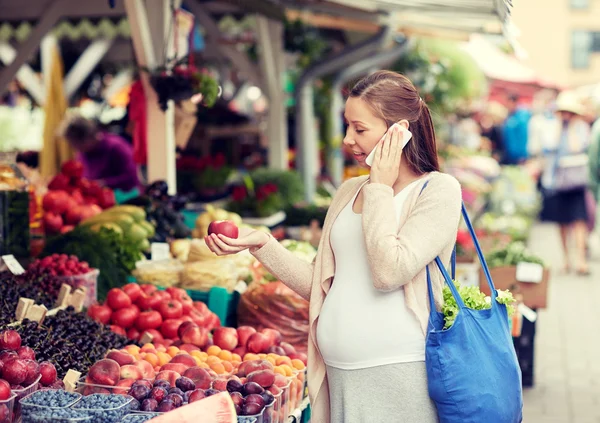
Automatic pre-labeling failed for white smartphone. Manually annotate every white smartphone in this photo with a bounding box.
[365,123,412,167]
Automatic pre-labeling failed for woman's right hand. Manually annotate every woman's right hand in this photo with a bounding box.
[204,227,270,256]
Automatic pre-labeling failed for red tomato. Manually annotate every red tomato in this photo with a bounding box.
[140,284,158,295]
[127,328,141,341]
[160,319,183,340]
[157,300,183,320]
[106,288,132,311]
[110,325,126,336]
[87,304,112,325]
[188,309,207,327]
[136,311,163,331]
[136,291,162,311]
[111,305,140,329]
[193,301,209,314]
[122,283,143,303]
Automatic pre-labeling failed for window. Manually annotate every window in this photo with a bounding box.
[571,0,588,8]
[572,30,592,68]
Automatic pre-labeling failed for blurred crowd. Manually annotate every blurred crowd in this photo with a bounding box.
[450,90,600,276]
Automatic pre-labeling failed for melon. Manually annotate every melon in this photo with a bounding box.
[148,392,236,423]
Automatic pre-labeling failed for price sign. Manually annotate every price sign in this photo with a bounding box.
[151,243,171,261]
[2,255,25,275]
[516,262,544,284]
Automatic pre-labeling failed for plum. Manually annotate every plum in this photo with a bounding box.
[141,398,158,412]
[165,393,183,407]
[226,379,243,393]
[153,379,171,390]
[150,387,168,403]
[204,388,220,397]
[129,385,151,402]
[175,376,195,392]
[261,391,275,406]
[244,394,266,409]
[242,382,264,396]
[242,402,264,416]
[157,400,176,412]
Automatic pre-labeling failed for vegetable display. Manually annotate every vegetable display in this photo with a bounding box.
[485,242,545,269]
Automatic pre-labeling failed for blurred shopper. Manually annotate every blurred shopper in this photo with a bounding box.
[539,92,591,275]
[502,94,531,164]
[480,101,507,160]
[204,71,462,422]
[60,115,139,192]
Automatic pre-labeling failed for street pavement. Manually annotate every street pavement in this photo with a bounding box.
[522,223,600,423]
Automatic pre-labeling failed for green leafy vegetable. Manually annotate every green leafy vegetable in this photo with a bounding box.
[485,241,544,269]
[442,282,516,330]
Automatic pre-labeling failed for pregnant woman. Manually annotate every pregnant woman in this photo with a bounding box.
[206,70,462,422]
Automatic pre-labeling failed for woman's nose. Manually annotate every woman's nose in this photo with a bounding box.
[343,134,354,147]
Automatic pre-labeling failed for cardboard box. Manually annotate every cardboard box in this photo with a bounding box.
[479,266,550,309]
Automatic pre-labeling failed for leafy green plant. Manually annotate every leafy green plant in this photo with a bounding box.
[249,168,304,208]
[442,282,516,330]
[228,176,285,218]
[485,242,545,269]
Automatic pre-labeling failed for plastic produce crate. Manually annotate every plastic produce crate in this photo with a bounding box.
[0,394,15,423]
[56,269,99,307]
[237,407,264,423]
[71,394,134,423]
[20,389,81,420]
[186,287,241,327]
[12,375,41,422]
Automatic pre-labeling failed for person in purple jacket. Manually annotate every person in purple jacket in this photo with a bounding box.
[60,115,140,192]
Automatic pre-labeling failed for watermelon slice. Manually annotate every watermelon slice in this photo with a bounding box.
[148,392,236,423]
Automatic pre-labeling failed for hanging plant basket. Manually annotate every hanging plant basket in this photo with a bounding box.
[148,66,220,111]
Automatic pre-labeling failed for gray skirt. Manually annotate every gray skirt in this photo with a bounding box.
[326,361,439,423]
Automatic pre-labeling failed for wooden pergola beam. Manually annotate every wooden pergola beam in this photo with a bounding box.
[0,0,67,96]
[0,42,45,105]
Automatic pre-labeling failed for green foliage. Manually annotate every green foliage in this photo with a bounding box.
[249,168,305,208]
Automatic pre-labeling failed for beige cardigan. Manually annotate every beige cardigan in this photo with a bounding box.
[252,171,462,423]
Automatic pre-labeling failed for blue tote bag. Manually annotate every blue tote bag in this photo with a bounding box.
[425,203,523,423]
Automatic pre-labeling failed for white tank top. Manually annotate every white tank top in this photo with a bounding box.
[317,179,426,370]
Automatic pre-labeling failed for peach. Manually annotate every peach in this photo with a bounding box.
[222,361,233,373]
[238,360,274,377]
[113,378,135,395]
[88,359,120,386]
[218,350,233,362]
[291,359,306,370]
[181,326,209,348]
[247,333,272,354]
[267,346,286,356]
[120,364,143,380]
[177,321,197,339]
[211,378,228,391]
[232,347,247,358]
[183,367,213,390]
[155,370,181,387]
[135,360,156,380]
[273,373,288,388]
[160,363,188,374]
[247,369,275,388]
[179,344,200,353]
[124,345,141,356]
[236,326,256,348]
[280,342,296,356]
[288,352,307,365]
[260,328,282,346]
[169,354,196,368]
[212,327,238,351]
[106,350,135,367]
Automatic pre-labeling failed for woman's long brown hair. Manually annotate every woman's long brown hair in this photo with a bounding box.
[349,70,440,174]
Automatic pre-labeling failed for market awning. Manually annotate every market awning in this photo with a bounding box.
[462,34,557,87]
[324,0,510,36]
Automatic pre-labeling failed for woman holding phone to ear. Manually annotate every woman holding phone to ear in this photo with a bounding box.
[205,71,462,422]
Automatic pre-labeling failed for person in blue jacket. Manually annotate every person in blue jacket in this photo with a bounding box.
[502,94,532,165]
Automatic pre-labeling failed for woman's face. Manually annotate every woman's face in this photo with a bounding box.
[343,97,388,167]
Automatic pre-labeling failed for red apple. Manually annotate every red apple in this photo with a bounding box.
[43,212,63,234]
[236,326,256,348]
[161,319,183,340]
[212,327,238,351]
[208,220,239,239]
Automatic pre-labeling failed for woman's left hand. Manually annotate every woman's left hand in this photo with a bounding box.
[370,124,403,187]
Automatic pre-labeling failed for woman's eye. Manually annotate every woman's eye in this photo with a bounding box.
[355,129,365,134]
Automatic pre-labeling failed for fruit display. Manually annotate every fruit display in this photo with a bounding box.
[80,205,155,254]
[27,254,98,302]
[192,205,242,239]
[131,260,184,288]
[42,160,117,235]
[0,272,56,327]
[87,285,221,344]
[3,307,133,380]
[122,181,191,242]
[0,161,30,257]
[42,226,145,300]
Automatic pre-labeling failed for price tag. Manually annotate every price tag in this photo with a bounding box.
[63,369,81,393]
[2,255,25,275]
[151,243,171,261]
[518,303,538,323]
[516,262,544,284]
